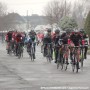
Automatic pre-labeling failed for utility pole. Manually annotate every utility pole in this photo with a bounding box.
[26,10,29,32]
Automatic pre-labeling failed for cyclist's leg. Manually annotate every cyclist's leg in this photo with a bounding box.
[26,43,29,52]
[77,48,81,62]
[7,42,10,54]
[20,42,23,51]
[34,42,36,52]
[66,48,69,64]
[16,43,18,56]
[33,43,36,59]
[50,44,53,60]
[70,47,73,60]
[76,48,80,69]
[70,47,74,64]
[12,41,15,51]
[84,46,88,59]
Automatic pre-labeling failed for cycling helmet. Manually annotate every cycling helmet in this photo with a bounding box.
[31,29,34,32]
[55,29,60,34]
[79,30,85,34]
[66,30,71,35]
[74,31,79,35]
[47,28,51,32]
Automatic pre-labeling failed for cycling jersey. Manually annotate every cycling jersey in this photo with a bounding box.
[61,33,69,44]
[29,31,36,42]
[6,31,13,42]
[70,33,82,46]
[43,34,52,44]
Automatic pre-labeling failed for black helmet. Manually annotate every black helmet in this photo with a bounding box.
[79,30,85,34]
[31,29,34,32]
[47,28,51,32]
[55,29,60,34]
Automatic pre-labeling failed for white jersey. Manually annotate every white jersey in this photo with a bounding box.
[85,38,89,45]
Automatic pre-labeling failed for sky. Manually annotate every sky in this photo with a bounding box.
[0,0,76,16]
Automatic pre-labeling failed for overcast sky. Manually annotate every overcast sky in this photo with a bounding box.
[0,0,76,16]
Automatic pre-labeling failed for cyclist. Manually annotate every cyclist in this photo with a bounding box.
[15,32,23,56]
[53,29,61,63]
[12,30,18,52]
[70,31,82,68]
[61,31,70,64]
[70,31,82,46]
[5,31,13,53]
[28,30,37,59]
[43,28,53,59]
[80,30,89,59]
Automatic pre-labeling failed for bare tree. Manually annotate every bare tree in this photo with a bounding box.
[44,0,71,25]
[0,2,7,16]
[0,2,7,31]
[72,0,90,29]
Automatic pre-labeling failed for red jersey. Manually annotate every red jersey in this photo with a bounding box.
[15,33,23,43]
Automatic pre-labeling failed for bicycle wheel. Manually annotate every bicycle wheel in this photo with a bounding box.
[9,45,13,56]
[57,50,60,69]
[46,49,49,62]
[63,58,68,71]
[76,61,79,73]
[80,48,84,68]
[71,55,75,72]
[57,51,63,70]
[60,58,63,70]
[30,46,35,61]
[18,50,21,59]
[41,45,44,53]
[72,61,75,72]
[60,54,63,70]
[81,58,83,71]
[57,59,60,69]
[18,48,21,59]
[21,46,23,57]
[18,45,21,59]
[48,49,52,63]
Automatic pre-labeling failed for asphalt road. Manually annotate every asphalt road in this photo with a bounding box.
[0,43,90,90]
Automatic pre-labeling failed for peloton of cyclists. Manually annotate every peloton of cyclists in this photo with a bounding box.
[5,28,89,65]
[52,29,89,65]
[43,28,53,59]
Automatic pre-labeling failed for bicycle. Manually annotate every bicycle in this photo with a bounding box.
[71,46,80,73]
[17,42,23,59]
[41,44,44,57]
[27,42,35,61]
[44,43,52,63]
[78,39,88,69]
[56,39,64,70]
[7,41,13,55]
[57,47,64,70]
[63,44,69,71]
[80,44,88,69]
[80,45,84,69]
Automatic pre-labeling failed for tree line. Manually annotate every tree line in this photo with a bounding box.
[44,0,90,32]
[0,1,90,37]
